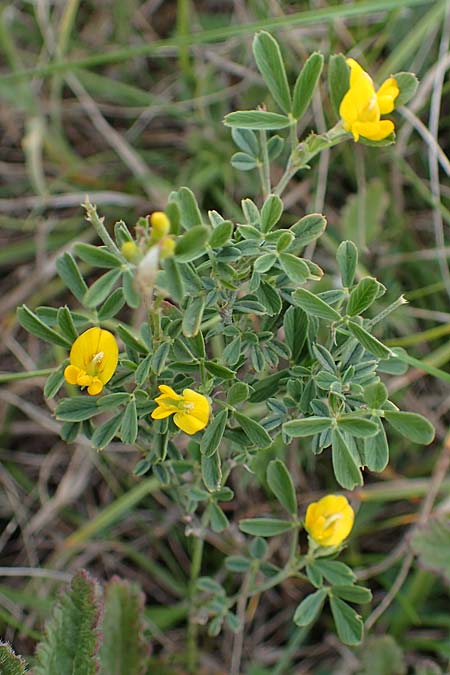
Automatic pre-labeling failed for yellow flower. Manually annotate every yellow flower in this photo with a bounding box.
[339,58,399,142]
[64,327,119,396]
[121,241,139,262]
[159,236,175,260]
[150,211,170,240]
[151,384,210,435]
[305,495,354,548]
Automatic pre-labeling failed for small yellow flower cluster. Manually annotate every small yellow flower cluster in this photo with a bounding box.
[305,495,354,547]
[340,58,399,142]
[120,211,175,264]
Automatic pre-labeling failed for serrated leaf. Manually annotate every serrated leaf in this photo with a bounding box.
[83,268,122,308]
[330,596,363,645]
[224,110,291,130]
[252,31,291,113]
[329,54,350,117]
[99,578,147,675]
[175,226,210,263]
[293,589,327,626]
[283,416,331,437]
[292,52,324,120]
[17,305,71,348]
[266,459,297,514]
[201,409,228,458]
[34,570,101,675]
[0,642,27,675]
[347,277,379,316]
[347,321,391,359]
[384,411,435,444]
[292,289,341,322]
[239,517,292,537]
[332,428,363,489]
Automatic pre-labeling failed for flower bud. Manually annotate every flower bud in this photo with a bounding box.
[150,211,170,240]
[121,241,139,262]
[159,236,175,260]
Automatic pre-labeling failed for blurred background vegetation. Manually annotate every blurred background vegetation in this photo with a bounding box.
[0,0,449,673]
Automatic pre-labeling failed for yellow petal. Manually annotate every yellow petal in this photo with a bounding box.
[182,389,210,424]
[151,405,176,419]
[70,327,102,370]
[347,58,373,88]
[377,77,399,114]
[353,119,394,141]
[87,378,103,396]
[173,411,206,435]
[77,373,92,386]
[96,329,119,384]
[64,364,80,385]
[158,384,182,400]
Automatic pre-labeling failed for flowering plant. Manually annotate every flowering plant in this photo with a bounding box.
[14,31,433,673]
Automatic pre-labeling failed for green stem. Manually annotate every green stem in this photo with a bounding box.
[82,198,121,254]
[0,368,54,384]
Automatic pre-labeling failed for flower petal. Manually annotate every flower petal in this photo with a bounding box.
[64,364,81,385]
[151,405,176,419]
[70,327,102,370]
[96,329,119,384]
[158,384,182,400]
[377,77,399,114]
[173,411,206,435]
[87,378,103,396]
[182,389,210,424]
[353,119,394,141]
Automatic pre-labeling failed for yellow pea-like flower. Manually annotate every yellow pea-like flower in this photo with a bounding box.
[305,495,354,548]
[339,58,399,142]
[64,327,119,396]
[151,384,210,435]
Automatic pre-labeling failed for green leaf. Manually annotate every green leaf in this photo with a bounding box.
[261,194,283,232]
[291,213,327,248]
[210,220,233,248]
[231,127,259,156]
[224,110,291,130]
[201,409,228,458]
[96,393,130,412]
[175,226,210,263]
[92,412,123,449]
[267,134,284,159]
[55,397,100,422]
[360,636,406,675]
[337,415,379,438]
[255,282,282,316]
[384,411,435,444]
[160,258,185,304]
[204,360,236,380]
[331,428,363,490]
[0,642,27,675]
[17,305,71,348]
[201,452,222,492]
[56,252,88,303]
[234,411,272,448]
[239,517,292,537]
[209,502,229,533]
[225,556,252,573]
[117,324,148,354]
[57,306,78,342]
[122,269,140,308]
[312,559,355,585]
[347,277,380,316]
[283,416,331,438]
[121,399,138,445]
[332,585,372,604]
[182,296,206,338]
[328,54,350,117]
[292,52,324,120]
[254,253,277,274]
[363,382,388,408]
[97,288,125,321]
[227,382,250,406]
[231,152,257,171]
[151,341,171,375]
[394,71,419,107]
[44,365,66,399]
[74,243,122,268]
[279,253,310,283]
[336,240,357,288]
[363,418,389,472]
[293,589,327,627]
[266,459,297,514]
[252,31,291,113]
[250,537,268,559]
[83,269,122,308]
[178,186,203,229]
[292,289,341,322]
[329,596,363,646]
[410,515,450,582]
[34,570,101,675]
[99,578,147,675]
[283,306,307,363]
[347,321,391,359]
